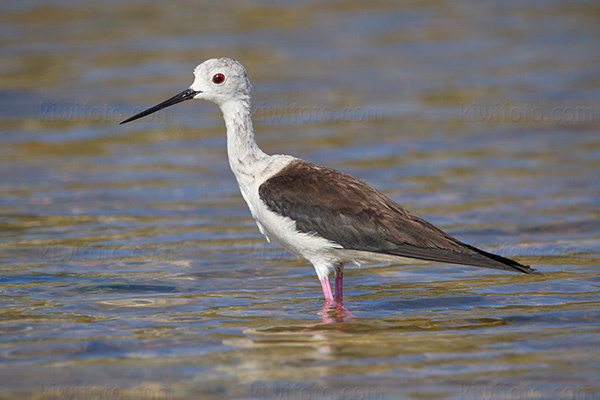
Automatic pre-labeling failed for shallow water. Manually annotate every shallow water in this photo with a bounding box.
[1,1,600,399]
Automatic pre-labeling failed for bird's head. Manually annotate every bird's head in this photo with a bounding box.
[120,57,250,125]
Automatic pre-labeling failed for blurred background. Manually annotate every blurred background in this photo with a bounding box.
[1,1,599,399]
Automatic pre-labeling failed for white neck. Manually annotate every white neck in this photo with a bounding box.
[219,98,268,185]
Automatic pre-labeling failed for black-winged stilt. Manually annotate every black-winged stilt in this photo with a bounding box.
[121,58,537,306]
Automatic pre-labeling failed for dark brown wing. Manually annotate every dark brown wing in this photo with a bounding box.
[259,159,536,274]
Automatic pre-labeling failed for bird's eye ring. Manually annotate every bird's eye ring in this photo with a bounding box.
[212,73,225,84]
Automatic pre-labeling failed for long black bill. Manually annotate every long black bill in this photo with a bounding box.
[120,88,200,125]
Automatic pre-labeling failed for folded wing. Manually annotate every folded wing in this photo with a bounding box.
[259,159,536,274]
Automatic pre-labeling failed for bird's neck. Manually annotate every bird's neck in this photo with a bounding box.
[219,98,267,183]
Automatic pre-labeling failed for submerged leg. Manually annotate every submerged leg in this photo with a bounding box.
[334,264,344,302]
[320,277,334,303]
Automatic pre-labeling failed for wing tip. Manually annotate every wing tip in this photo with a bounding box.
[465,243,540,275]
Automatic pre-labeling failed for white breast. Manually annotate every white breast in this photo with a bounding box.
[233,154,342,279]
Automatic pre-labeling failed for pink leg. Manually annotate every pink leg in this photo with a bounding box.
[318,273,355,323]
[334,266,344,302]
[320,277,334,303]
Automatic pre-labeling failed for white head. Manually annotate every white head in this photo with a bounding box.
[190,58,251,105]
[120,57,251,124]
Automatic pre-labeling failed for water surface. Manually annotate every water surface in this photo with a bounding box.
[1,1,599,399]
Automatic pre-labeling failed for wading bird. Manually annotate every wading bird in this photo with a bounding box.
[121,58,536,306]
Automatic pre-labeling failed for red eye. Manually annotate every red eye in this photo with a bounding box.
[212,73,225,84]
